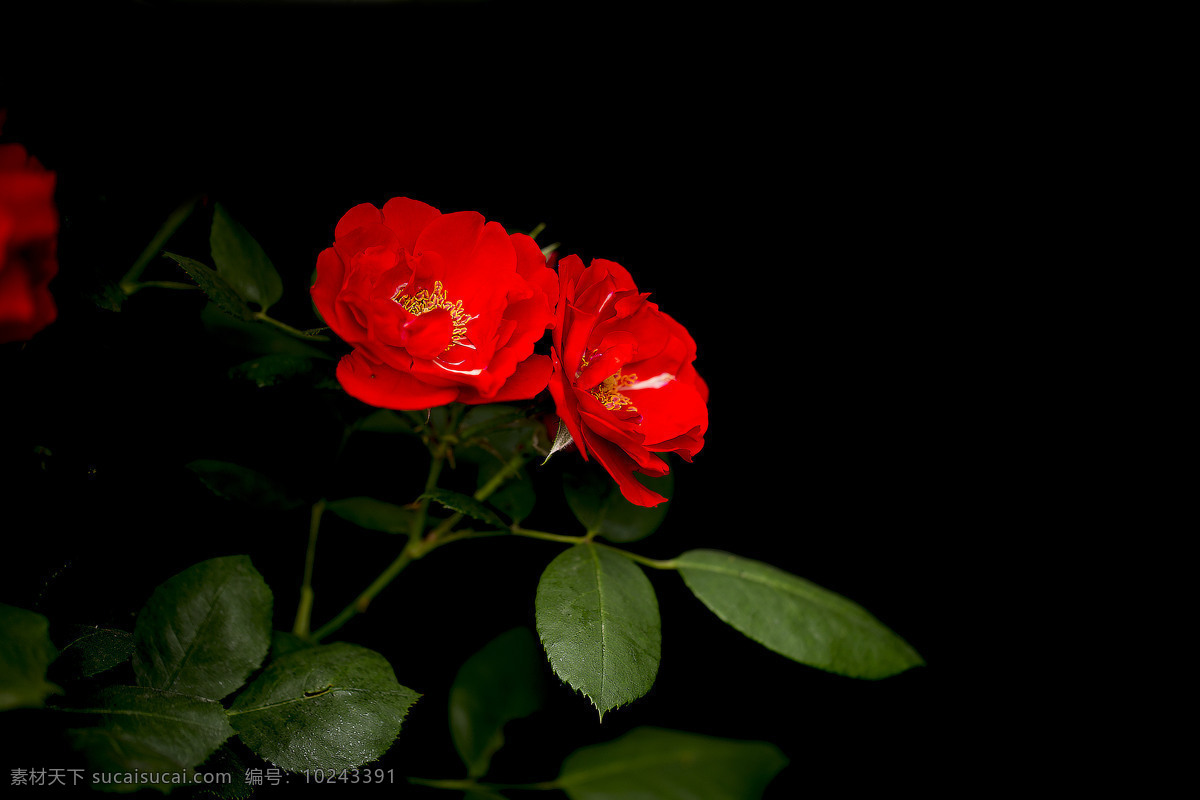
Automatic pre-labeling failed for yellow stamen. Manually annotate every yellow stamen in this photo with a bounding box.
[578,350,640,411]
[591,372,639,411]
[391,280,471,348]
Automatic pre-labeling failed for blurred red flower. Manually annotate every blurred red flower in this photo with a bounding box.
[0,128,57,344]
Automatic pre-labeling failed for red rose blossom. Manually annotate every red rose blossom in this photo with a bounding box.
[311,197,558,410]
[548,255,708,507]
[0,135,58,344]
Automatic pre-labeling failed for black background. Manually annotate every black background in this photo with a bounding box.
[2,1,976,797]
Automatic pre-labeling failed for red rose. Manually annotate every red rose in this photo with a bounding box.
[311,197,558,410]
[548,255,708,507]
[0,138,58,344]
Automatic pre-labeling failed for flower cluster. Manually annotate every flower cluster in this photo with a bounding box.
[0,124,58,345]
[312,198,708,506]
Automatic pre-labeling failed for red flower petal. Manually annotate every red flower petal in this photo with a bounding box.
[413,210,484,268]
[334,202,383,240]
[397,307,454,360]
[336,350,459,410]
[0,141,58,344]
[511,232,559,301]
[312,246,363,343]
[314,198,556,411]
[625,378,708,449]
[0,250,37,321]
[544,255,707,507]
[583,433,670,507]
[549,348,589,461]
[457,353,553,405]
[381,196,441,252]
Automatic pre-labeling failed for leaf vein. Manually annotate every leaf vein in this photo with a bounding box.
[163,578,230,692]
[588,544,608,708]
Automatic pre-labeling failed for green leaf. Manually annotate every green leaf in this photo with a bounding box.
[164,251,256,321]
[355,408,416,434]
[325,496,417,534]
[478,460,535,524]
[228,354,316,387]
[132,555,273,701]
[209,202,284,311]
[55,626,134,680]
[455,407,544,524]
[421,488,506,528]
[66,685,234,791]
[191,745,255,800]
[557,726,788,800]
[458,405,546,455]
[458,403,524,432]
[450,627,546,778]
[199,302,330,358]
[227,642,420,772]
[0,603,60,710]
[270,630,313,660]
[90,278,128,312]
[675,550,924,679]
[186,459,306,511]
[543,418,575,465]
[563,465,673,543]
[534,543,660,718]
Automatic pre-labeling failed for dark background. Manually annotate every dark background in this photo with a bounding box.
[2,1,976,797]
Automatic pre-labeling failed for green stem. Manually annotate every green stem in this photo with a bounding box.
[510,526,679,570]
[310,436,447,642]
[310,544,418,643]
[424,528,509,547]
[477,450,530,501]
[457,408,528,442]
[596,541,679,570]
[420,450,531,549]
[120,195,199,289]
[509,526,589,545]
[410,443,448,545]
[122,280,202,295]
[293,500,326,638]
[253,311,331,341]
[293,423,359,640]
[310,519,676,643]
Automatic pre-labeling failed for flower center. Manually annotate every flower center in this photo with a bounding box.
[391,280,471,349]
[578,351,676,413]
[591,372,639,412]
